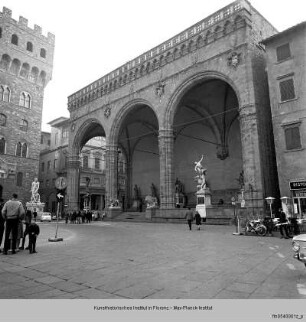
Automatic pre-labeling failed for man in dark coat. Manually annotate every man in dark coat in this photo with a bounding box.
[277,208,291,239]
[185,207,194,231]
[194,211,202,230]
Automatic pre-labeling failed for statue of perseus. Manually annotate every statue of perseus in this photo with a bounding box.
[194,155,207,191]
[30,177,41,203]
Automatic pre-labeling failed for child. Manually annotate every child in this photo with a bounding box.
[28,222,40,254]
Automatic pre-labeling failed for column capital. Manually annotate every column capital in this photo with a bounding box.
[238,103,257,119]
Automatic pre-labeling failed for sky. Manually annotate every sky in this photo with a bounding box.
[2,0,305,132]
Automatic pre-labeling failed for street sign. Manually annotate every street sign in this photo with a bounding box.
[56,192,64,202]
[55,177,67,190]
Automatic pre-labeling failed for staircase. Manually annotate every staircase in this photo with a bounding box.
[108,211,151,223]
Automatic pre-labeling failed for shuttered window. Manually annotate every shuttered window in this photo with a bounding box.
[276,43,291,62]
[279,79,295,101]
[285,126,301,150]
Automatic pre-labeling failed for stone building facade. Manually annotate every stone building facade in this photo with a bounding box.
[66,0,280,217]
[0,7,54,203]
[262,22,306,217]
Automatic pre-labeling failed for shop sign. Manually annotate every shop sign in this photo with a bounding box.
[290,180,306,190]
[293,190,306,198]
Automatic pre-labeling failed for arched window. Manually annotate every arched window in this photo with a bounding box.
[10,58,21,75]
[16,142,22,156]
[40,48,46,58]
[20,119,28,132]
[38,71,46,86]
[29,66,39,83]
[19,92,31,108]
[16,142,27,158]
[0,54,11,70]
[26,42,33,52]
[17,172,23,186]
[83,155,88,168]
[21,143,27,157]
[0,113,7,126]
[11,34,18,45]
[20,63,30,78]
[0,27,2,38]
[0,137,5,154]
[0,85,10,102]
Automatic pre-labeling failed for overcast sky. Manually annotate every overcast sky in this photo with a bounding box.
[2,0,305,131]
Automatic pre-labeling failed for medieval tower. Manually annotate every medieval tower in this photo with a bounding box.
[0,7,55,203]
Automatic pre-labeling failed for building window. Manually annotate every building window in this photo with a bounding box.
[0,113,6,126]
[95,158,100,170]
[62,128,68,138]
[0,137,5,154]
[47,160,51,170]
[11,34,18,45]
[19,92,31,108]
[0,27,2,38]
[16,142,27,157]
[41,135,44,144]
[54,159,57,169]
[46,179,50,187]
[284,125,302,150]
[279,78,295,102]
[83,156,88,168]
[41,162,45,172]
[26,42,33,52]
[0,85,10,102]
[19,119,28,132]
[17,172,23,186]
[276,43,291,62]
[40,48,46,58]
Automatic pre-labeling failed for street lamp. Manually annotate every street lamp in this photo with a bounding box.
[265,197,275,218]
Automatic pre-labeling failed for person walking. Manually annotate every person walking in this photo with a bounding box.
[278,208,291,239]
[1,193,25,255]
[185,207,194,231]
[194,211,202,230]
[0,198,5,253]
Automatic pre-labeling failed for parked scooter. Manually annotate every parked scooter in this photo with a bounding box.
[244,218,267,236]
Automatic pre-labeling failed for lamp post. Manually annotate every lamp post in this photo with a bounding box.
[265,197,275,218]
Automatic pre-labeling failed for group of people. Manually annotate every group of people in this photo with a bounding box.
[0,194,40,255]
[65,210,105,224]
[185,207,205,231]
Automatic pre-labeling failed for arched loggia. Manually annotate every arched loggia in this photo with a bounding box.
[108,99,159,211]
[67,119,107,212]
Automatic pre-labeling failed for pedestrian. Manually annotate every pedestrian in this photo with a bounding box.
[263,216,274,237]
[185,207,194,231]
[0,198,5,253]
[28,221,40,254]
[33,211,37,222]
[277,208,291,239]
[20,210,32,250]
[194,211,202,230]
[1,193,25,255]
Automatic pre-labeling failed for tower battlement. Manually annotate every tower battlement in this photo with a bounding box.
[0,6,55,45]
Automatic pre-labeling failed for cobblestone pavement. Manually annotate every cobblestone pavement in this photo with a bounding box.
[0,221,306,299]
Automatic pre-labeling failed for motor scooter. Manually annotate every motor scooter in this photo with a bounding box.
[244,218,267,236]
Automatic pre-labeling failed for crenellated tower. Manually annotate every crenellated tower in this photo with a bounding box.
[0,6,55,203]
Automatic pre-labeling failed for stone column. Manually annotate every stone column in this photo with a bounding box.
[66,155,81,212]
[105,144,118,207]
[159,129,175,209]
[239,104,263,209]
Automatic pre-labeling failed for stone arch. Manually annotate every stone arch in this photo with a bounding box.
[196,35,204,48]
[109,98,158,145]
[0,54,11,70]
[214,25,222,39]
[165,71,241,129]
[10,58,21,75]
[234,15,246,29]
[223,20,232,34]
[72,118,106,155]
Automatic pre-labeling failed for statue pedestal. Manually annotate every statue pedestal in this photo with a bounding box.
[195,188,212,219]
[145,206,157,219]
[107,206,121,218]
[175,193,186,208]
[132,199,141,211]
[26,202,45,213]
